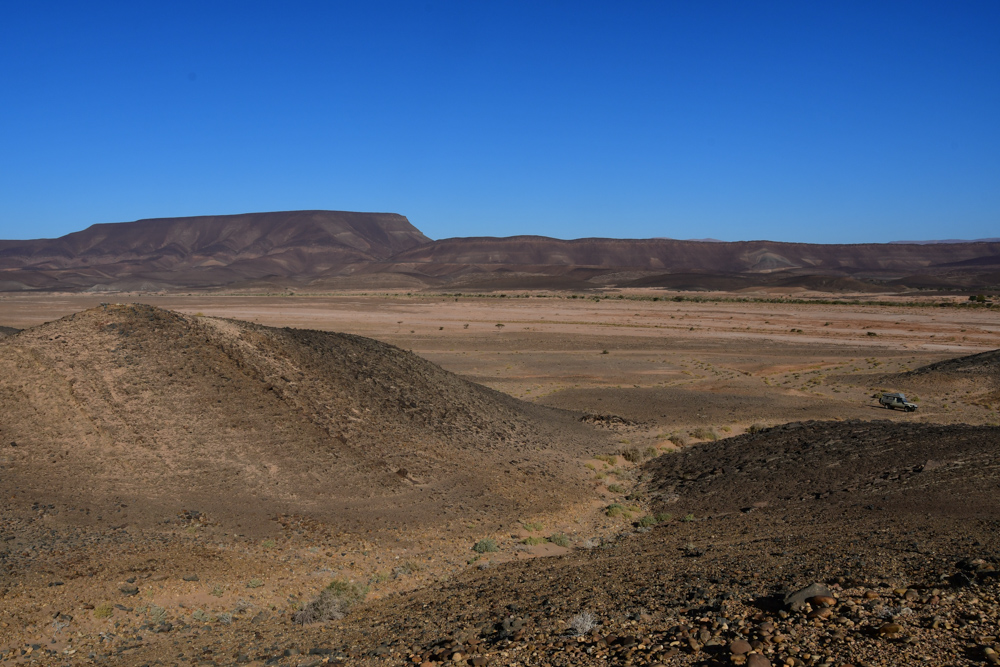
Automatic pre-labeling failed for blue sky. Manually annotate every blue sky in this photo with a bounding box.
[1,2,998,243]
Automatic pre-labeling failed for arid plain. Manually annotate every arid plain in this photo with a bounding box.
[1,290,999,667]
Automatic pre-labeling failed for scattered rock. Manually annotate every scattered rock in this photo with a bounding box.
[784,583,834,611]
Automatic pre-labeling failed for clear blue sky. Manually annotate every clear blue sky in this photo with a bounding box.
[1,1,998,243]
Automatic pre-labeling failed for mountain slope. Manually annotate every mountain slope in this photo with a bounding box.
[2,211,1000,291]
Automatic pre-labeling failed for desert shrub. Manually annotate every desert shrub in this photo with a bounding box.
[293,587,354,625]
[690,427,717,441]
[594,454,617,466]
[637,515,657,528]
[326,578,369,606]
[370,571,390,584]
[682,513,695,522]
[192,609,214,623]
[620,447,643,463]
[747,423,768,434]
[145,605,167,624]
[247,578,264,589]
[210,585,224,597]
[654,512,672,522]
[667,434,686,446]
[643,446,659,459]
[262,539,276,549]
[549,533,571,548]
[607,483,625,494]
[93,603,113,619]
[523,521,544,532]
[522,536,547,545]
[605,503,626,518]
[472,538,498,553]
[568,611,597,635]
[393,560,422,577]
[867,331,878,336]
[217,612,233,625]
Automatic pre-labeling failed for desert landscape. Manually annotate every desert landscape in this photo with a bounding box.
[0,269,999,667]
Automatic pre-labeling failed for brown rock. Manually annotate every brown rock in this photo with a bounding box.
[730,639,752,655]
[746,654,771,667]
[807,595,836,608]
[878,622,903,636]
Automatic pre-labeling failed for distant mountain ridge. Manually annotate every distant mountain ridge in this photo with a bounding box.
[1,210,998,292]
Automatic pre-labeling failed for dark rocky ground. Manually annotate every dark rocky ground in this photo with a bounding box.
[5,420,998,667]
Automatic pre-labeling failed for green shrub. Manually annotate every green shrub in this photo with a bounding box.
[472,538,498,553]
[667,434,686,446]
[247,578,264,589]
[654,512,672,522]
[605,503,625,517]
[682,513,695,522]
[548,533,571,548]
[522,521,544,532]
[643,446,659,459]
[262,539,276,549]
[637,515,657,527]
[93,603,113,619]
[607,483,626,494]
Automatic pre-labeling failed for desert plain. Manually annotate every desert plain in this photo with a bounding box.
[1,290,999,667]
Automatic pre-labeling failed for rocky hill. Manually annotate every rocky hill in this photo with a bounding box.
[0,304,601,534]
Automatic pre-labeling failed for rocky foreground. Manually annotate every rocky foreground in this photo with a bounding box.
[3,420,999,666]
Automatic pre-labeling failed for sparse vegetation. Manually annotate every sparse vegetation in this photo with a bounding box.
[637,515,658,527]
[472,538,499,553]
[682,513,695,522]
[522,536,547,545]
[619,446,642,463]
[568,611,597,635]
[667,434,686,446]
[607,483,626,494]
[690,427,717,441]
[294,578,370,625]
[261,539,276,549]
[247,578,264,589]
[93,603,113,619]
[654,512,672,522]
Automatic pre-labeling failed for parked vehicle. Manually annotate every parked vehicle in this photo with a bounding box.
[878,392,918,412]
